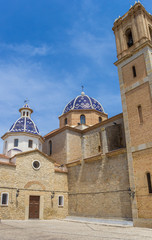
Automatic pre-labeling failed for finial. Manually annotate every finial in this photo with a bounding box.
[24,98,29,104]
[81,85,85,96]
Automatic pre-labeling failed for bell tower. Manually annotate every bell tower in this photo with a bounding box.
[113,3,152,227]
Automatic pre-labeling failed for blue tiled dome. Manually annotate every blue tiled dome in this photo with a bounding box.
[9,117,39,135]
[63,92,104,114]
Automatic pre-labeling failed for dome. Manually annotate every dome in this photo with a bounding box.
[9,117,39,135]
[63,92,104,114]
[8,103,39,135]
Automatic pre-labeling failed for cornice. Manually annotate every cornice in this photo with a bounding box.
[84,153,102,163]
[113,3,152,31]
[1,131,44,142]
[66,159,81,168]
[58,109,108,119]
[114,41,152,66]
[106,148,126,158]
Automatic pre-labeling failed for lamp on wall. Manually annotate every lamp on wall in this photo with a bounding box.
[128,187,135,198]
[51,191,55,199]
[16,189,20,198]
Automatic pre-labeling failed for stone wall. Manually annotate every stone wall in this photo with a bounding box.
[133,148,152,219]
[0,151,68,220]
[122,54,147,88]
[106,124,126,152]
[68,152,132,220]
[125,82,152,147]
[43,131,67,164]
[67,131,82,163]
[83,128,102,159]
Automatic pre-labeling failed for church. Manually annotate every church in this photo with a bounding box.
[0,2,152,228]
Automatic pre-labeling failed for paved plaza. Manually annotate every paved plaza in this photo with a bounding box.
[0,219,152,240]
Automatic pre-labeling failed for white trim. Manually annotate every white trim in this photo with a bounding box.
[1,192,9,206]
[58,195,64,207]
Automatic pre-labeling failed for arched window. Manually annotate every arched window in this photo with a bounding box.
[125,28,133,48]
[146,172,152,193]
[49,140,52,155]
[27,112,29,117]
[23,111,25,116]
[99,117,102,123]
[65,118,67,125]
[149,26,152,41]
[80,115,86,124]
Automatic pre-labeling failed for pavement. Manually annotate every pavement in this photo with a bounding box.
[0,218,152,240]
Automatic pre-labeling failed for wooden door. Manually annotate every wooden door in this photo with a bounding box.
[29,196,40,219]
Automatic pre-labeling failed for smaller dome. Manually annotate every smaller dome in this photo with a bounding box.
[63,92,104,114]
[8,103,39,135]
[9,117,39,135]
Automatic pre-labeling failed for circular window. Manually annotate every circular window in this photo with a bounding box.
[32,160,41,170]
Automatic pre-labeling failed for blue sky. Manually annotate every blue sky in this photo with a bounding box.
[0,0,151,151]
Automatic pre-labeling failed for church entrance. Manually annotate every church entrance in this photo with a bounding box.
[29,196,40,219]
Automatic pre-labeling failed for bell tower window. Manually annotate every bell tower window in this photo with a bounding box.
[80,115,86,124]
[125,28,134,48]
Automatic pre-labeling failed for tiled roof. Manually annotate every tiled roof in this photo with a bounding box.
[0,161,15,167]
[9,117,39,135]
[0,154,9,159]
[63,93,104,114]
[44,129,59,138]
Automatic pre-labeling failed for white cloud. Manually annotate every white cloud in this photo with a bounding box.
[70,30,115,69]
[0,43,54,56]
[0,55,91,152]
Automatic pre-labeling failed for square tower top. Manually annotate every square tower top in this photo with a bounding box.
[112,2,152,64]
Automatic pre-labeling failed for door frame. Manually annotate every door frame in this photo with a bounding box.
[25,194,44,220]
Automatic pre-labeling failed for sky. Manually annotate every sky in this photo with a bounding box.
[0,0,151,152]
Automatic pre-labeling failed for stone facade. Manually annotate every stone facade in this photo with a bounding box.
[0,150,68,220]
